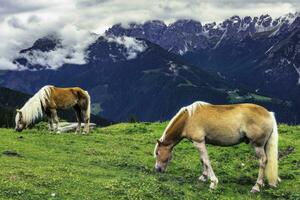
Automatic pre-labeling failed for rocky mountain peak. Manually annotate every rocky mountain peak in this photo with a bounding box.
[20,35,60,54]
[105,12,299,56]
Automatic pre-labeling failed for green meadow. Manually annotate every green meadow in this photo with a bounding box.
[0,123,299,200]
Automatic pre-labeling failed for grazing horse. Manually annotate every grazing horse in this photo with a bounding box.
[154,101,279,192]
[15,85,91,134]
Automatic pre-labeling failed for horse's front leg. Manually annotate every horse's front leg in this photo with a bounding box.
[50,109,60,133]
[194,141,218,189]
[251,146,267,193]
[199,159,208,182]
[194,142,208,182]
[45,110,54,132]
[48,118,54,132]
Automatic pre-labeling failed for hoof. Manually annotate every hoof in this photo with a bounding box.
[278,177,282,183]
[250,187,260,193]
[199,175,207,182]
[56,131,61,134]
[269,183,277,188]
[75,128,81,134]
[257,181,265,187]
[209,181,218,190]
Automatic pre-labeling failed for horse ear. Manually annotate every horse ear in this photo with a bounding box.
[16,109,20,112]
[157,139,162,145]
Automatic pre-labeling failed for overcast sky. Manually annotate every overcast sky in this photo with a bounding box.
[0,0,299,70]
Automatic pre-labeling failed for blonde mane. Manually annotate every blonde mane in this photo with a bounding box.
[154,101,210,157]
[186,101,210,117]
[19,85,53,125]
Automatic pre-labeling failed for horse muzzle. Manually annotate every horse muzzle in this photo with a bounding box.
[155,167,163,172]
[155,164,165,173]
[15,128,23,132]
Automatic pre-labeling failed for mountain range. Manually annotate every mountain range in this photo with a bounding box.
[0,13,299,124]
[106,13,300,101]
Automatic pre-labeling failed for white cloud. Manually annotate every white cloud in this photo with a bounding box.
[107,36,147,60]
[0,0,298,70]
[19,25,98,70]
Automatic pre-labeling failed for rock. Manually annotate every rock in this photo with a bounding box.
[57,122,96,133]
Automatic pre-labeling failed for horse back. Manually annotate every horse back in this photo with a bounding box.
[48,87,89,109]
[191,103,271,125]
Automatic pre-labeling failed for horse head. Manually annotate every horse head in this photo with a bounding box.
[154,139,173,172]
[15,109,26,132]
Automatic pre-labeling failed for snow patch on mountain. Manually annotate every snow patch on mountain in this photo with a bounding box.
[293,64,300,85]
[167,61,179,76]
[256,13,299,34]
[264,69,273,74]
[214,29,227,49]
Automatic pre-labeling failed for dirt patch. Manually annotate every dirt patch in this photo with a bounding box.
[279,146,295,159]
[2,150,22,157]
[18,136,24,139]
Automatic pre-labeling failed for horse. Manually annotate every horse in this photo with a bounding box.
[154,101,279,193]
[15,85,91,134]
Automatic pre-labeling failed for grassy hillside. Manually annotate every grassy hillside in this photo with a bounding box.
[0,123,299,199]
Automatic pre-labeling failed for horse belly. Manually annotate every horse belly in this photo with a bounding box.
[205,129,245,146]
[52,93,77,109]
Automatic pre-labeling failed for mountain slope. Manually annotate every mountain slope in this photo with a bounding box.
[0,36,298,123]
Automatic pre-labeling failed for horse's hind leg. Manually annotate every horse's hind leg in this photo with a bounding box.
[194,141,218,189]
[81,109,90,134]
[73,105,82,134]
[251,146,267,193]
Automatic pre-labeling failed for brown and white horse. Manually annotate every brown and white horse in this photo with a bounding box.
[154,101,279,192]
[15,85,91,134]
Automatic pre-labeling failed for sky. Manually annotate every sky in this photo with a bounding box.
[0,0,299,70]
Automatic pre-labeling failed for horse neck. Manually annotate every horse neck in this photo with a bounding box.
[20,90,46,124]
[162,109,188,147]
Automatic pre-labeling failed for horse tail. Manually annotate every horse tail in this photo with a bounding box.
[85,90,91,123]
[265,112,279,187]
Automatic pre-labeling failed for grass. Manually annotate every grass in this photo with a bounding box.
[0,123,299,200]
[227,90,273,103]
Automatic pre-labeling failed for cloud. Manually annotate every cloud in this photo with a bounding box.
[0,0,298,70]
[107,36,147,60]
[20,25,98,70]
